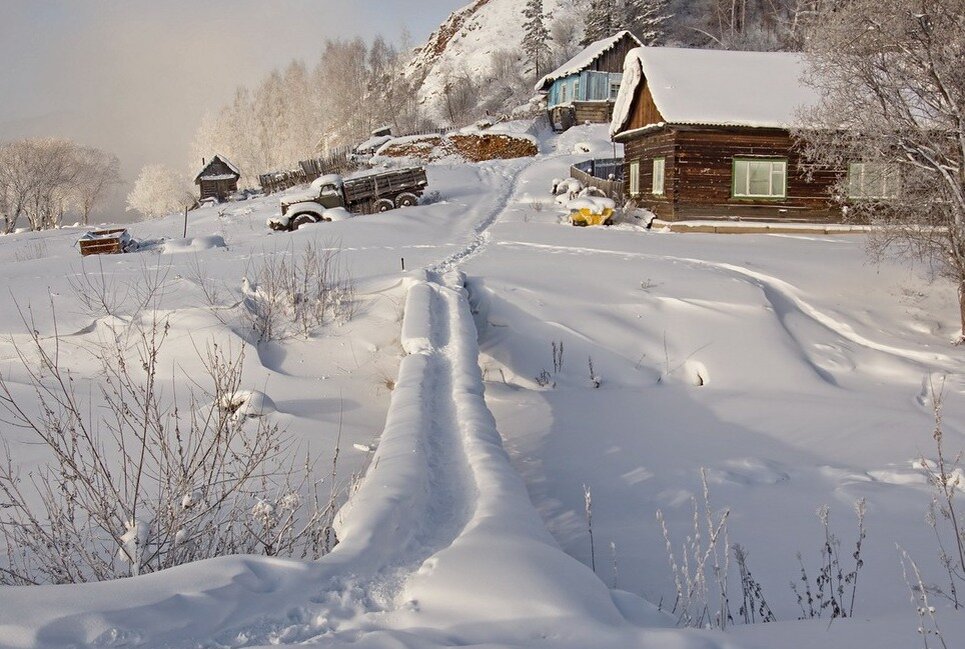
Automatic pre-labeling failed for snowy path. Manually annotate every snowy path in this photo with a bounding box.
[427,160,530,274]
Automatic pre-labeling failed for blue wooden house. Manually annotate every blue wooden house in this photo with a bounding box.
[536,31,642,132]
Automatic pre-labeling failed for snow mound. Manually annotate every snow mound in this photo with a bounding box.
[219,390,277,419]
[567,196,616,212]
[161,235,227,253]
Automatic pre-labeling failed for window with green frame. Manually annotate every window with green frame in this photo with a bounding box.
[848,162,899,199]
[652,158,666,196]
[732,158,787,199]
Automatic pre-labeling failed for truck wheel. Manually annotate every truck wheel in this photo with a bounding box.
[292,214,318,229]
[375,199,395,213]
[395,192,419,208]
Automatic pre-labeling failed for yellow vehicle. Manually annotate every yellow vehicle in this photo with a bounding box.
[567,197,616,227]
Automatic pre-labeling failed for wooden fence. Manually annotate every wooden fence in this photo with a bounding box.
[570,157,625,200]
[258,146,356,194]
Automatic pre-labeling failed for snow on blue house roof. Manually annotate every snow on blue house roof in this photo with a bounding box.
[535,31,642,92]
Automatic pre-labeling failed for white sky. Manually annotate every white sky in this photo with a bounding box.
[0,0,467,210]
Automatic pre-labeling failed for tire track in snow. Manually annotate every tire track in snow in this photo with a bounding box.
[497,240,957,369]
[368,280,478,609]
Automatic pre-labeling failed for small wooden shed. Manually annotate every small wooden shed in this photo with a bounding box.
[195,155,241,202]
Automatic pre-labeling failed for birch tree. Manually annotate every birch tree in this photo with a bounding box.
[796,0,965,336]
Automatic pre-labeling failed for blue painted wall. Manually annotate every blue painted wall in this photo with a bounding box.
[548,71,624,108]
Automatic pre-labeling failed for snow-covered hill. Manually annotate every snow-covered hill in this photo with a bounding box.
[1,124,965,648]
[404,0,572,121]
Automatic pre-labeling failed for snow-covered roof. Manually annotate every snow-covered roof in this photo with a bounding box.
[354,135,394,154]
[195,154,241,182]
[536,31,642,91]
[610,47,822,136]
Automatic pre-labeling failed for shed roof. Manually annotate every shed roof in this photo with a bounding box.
[195,154,241,183]
[536,31,642,92]
[610,46,822,136]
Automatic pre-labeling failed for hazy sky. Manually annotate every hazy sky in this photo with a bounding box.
[0,0,466,206]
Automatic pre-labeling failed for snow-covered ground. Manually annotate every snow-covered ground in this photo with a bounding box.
[0,124,963,648]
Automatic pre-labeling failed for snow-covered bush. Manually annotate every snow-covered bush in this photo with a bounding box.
[242,242,356,342]
[0,308,337,584]
[126,164,195,218]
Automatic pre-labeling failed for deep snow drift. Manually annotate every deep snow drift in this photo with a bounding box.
[0,124,963,649]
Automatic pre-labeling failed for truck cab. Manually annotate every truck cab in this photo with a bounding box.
[269,175,347,230]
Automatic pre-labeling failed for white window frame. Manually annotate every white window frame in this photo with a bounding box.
[652,158,666,196]
[848,162,899,199]
[610,82,621,100]
[574,78,580,101]
[629,160,640,197]
[733,158,787,199]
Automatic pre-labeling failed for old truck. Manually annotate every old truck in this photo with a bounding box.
[268,167,428,231]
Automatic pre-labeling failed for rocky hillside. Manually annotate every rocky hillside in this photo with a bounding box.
[403,0,574,123]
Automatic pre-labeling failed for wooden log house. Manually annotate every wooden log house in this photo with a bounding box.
[536,31,642,132]
[195,154,241,202]
[610,47,852,223]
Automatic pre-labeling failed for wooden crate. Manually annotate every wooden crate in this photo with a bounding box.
[78,229,132,256]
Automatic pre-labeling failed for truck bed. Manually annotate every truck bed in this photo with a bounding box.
[343,167,427,205]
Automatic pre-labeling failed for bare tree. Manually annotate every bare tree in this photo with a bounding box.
[71,146,121,225]
[795,0,965,336]
[0,138,118,232]
[0,280,337,584]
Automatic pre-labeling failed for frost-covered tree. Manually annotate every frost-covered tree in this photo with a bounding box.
[0,138,115,232]
[796,0,965,335]
[548,11,585,67]
[70,146,121,225]
[126,165,194,218]
[582,0,618,45]
[523,0,551,77]
[622,0,673,45]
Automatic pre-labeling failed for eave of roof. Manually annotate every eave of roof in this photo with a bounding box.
[535,31,642,92]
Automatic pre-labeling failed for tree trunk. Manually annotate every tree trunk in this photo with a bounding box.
[959,280,965,340]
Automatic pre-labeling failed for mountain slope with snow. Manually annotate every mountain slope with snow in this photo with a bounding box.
[404,0,571,121]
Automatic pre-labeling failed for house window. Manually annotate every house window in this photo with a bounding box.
[733,158,787,198]
[574,79,581,101]
[652,158,666,196]
[629,160,641,196]
[848,162,899,198]
[561,83,568,103]
[610,83,621,100]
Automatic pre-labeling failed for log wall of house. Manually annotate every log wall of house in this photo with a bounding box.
[622,126,842,222]
[623,129,676,219]
[200,178,238,201]
[573,101,614,124]
[673,127,839,221]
